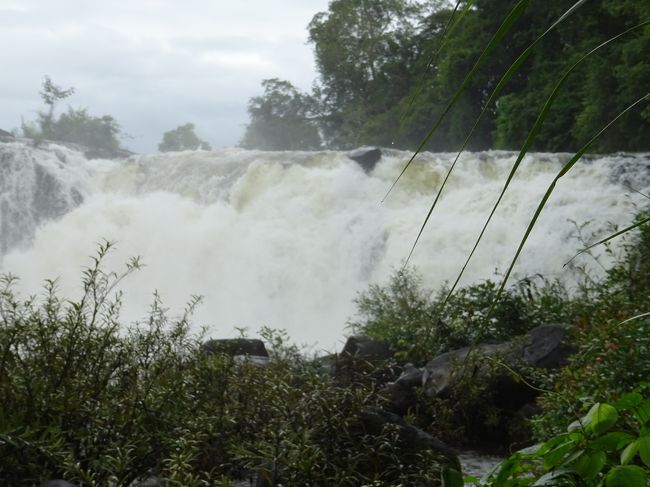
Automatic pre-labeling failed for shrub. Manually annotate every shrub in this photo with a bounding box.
[0,243,455,486]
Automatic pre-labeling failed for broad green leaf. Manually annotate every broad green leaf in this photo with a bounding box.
[584,403,619,436]
[591,432,635,451]
[517,443,543,455]
[441,467,464,487]
[533,468,575,486]
[605,465,647,487]
[576,451,606,480]
[638,436,650,468]
[613,392,643,410]
[620,439,640,465]
[543,440,576,469]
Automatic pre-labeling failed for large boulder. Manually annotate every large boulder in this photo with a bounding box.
[422,323,572,398]
[341,335,392,361]
[347,147,382,173]
[382,324,572,417]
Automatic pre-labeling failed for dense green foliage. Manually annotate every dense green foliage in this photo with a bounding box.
[477,390,650,486]
[350,210,650,485]
[158,123,212,152]
[240,78,321,150]
[22,77,122,153]
[349,268,569,364]
[0,243,456,486]
[244,0,649,152]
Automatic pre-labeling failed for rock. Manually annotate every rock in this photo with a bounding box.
[341,335,392,361]
[384,363,424,414]
[347,147,382,173]
[83,147,134,159]
[520,323,572,368]
[0,128,15,139]
[422,324,571,398]
[40,481,76,487]
[202,338,269,357]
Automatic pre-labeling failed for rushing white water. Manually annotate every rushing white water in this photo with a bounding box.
[1,140,648,349]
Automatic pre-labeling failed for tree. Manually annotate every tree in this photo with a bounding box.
[22,76,122,153]
[240,78,321,150]
[158,123,211,152]
[307,0,424,148]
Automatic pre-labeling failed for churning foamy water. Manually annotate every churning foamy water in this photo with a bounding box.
[1,140,648,349]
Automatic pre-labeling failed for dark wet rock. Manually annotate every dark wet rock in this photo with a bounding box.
[520,323,573,368]
[202,338,269,357]
[341,335,392,361]
[384,363,424,414]
[347,147,382,173]
[422,324,572,398]
[40,481,77,487]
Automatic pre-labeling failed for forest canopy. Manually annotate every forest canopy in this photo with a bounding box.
[242,0,650,152]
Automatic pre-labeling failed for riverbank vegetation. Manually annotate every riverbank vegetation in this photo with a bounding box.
[2,209,650,485]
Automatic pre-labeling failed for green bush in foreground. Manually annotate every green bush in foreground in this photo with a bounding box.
[0,242,454,486]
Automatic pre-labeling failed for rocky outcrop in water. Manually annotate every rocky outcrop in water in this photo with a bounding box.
[347,147,382,173]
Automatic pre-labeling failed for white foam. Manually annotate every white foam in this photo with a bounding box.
[1,142,648,349]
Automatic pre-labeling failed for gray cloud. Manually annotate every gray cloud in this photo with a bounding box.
[0,0,329,152]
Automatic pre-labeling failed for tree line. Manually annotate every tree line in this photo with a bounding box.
[241,0,649,153]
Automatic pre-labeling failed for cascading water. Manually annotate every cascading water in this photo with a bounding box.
[1,140,649,349]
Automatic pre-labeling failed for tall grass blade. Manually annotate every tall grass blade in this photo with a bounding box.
[401,0,590,263]
[488,93,649,317]
[442,22,649,300]
[383,0,529,203]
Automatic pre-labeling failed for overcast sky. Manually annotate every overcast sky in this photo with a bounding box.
[0,0,330,153]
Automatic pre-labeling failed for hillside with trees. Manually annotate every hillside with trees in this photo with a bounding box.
[242,0,649,152]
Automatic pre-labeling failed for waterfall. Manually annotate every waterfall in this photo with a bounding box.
[1,140,648,348]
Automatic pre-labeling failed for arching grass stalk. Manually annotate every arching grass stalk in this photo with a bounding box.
[382,0,531,203]
[487,93,650,319]
[398,0,590,264]
[442,21,649,304]
[400,0,472,123]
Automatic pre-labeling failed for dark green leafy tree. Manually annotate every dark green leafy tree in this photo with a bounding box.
[158,123,212,152]
[307,0,424,148]
[240,78,321,150]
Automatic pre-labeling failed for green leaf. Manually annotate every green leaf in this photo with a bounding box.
[543,440,576,469]
[441,467,464,487]
[638,436,650,468]
[613,392,643,410]
[576,451,606,480]
[517,443,544,455]
[591,432,635,451]
[620,439,640,465]
[533,468,575,486]
[584,403,619,435]
[635,400,650,425]
[605,465,647,487]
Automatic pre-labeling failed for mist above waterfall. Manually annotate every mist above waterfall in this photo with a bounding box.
[1,141,648,349]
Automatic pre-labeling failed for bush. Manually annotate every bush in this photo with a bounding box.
[349,267,571,363]
[0,243,455,486]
